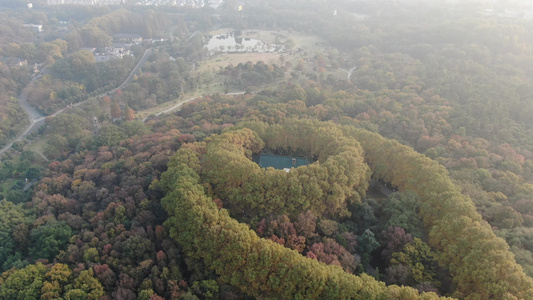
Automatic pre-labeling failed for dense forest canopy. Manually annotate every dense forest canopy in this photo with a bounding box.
[1,0,533,299]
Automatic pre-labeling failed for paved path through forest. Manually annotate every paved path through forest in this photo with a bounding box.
[150,91,246,120]
[0,75,45,156]
[340,66,357,81]
[0,48,153,157]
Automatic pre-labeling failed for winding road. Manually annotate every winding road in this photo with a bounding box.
[340,66,357,81]
[0,48,153,157]
[154,96,199,118]
[0,76,46,157]
[150,91,246,121]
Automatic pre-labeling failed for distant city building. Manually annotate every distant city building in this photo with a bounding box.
[47,0,124,5]
[47,0,223,7]
[92,46,131,62]
[113,34,143,44]
[146,38,169,43]
[207,0,223,8]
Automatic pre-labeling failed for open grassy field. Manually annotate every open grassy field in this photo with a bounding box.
[137,93,203,120]
[195,28,325,75]
[194,52,283,75]
[207,28,324,48]
[242,29,325,49]
[139,29,333,118]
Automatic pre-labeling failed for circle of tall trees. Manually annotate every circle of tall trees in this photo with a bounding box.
[160,119,533,299]
[175,120,371,221]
